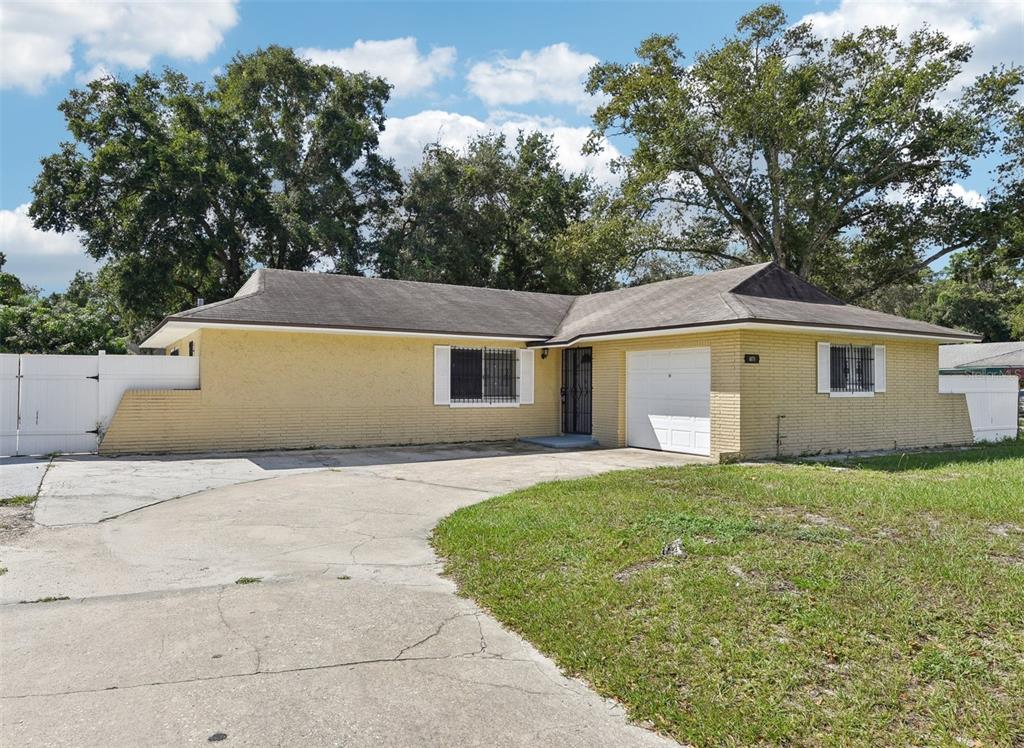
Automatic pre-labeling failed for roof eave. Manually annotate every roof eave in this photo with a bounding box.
[140,317,554,348]
[532,319,981,347]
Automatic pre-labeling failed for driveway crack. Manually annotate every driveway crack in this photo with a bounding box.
[215,586,262,675]
[393,611,476,660]
[1,651,532,700]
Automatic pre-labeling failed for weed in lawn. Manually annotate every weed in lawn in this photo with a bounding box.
[234,576,261,585]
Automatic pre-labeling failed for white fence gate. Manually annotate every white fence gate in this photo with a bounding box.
[0,353,199,456]
[939,374,1019,442]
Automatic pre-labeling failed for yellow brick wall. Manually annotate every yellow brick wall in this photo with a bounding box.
[585,328,970,461]
[588,331,743,460]
[101,328,562,454]
[103,325,973,460]
[737,330,973,458]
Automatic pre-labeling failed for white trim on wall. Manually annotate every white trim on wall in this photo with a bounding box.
[146,318,977,350]
[518,349,535,405]
[539,322,977,347]
[433,346,451,406]
[874,344,887,393]
[145,320,548,349]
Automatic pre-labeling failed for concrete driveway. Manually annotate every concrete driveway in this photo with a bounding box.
[1,443,706,747]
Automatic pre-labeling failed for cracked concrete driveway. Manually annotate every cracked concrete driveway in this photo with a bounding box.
[1,443,705,746]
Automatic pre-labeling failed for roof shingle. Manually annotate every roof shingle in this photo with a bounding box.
[147,262,979,346]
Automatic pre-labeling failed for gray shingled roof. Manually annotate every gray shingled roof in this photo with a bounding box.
[172,268,575,338]
[939,342,1024,369]
[546,262,975,344]
[147,262,979,345]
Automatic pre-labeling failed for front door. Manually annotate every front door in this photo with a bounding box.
[561,347,593,434]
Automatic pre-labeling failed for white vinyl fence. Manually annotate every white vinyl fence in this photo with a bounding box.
[0,353,199,456]
[939,374,1019,442]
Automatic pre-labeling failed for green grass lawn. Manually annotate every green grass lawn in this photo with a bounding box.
[433,442,1024,747]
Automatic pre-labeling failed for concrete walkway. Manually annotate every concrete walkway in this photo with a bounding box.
[0,443,706,747]
[0,456,50,501]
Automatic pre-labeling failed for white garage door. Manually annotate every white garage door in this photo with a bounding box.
[627,347,711,456]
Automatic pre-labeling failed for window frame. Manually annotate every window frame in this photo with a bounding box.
[828,343,875,397]
[448,346,521,408]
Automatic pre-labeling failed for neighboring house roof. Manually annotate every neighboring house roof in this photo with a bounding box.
[143,262,980,348]
[939,342,1024,370]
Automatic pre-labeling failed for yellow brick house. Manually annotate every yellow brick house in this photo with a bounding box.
[102,262,979,460]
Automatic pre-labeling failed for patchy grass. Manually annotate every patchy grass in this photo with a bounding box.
[433,442,1024,747]
[0,494,38,546]
[234,576,262,585]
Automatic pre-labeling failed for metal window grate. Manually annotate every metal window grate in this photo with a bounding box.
[451,347,518,404]
[830,345,874,393]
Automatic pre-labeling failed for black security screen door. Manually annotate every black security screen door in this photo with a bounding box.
[562,348,593,434]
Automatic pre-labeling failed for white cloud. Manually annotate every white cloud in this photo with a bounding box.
[298,37,456,98]
[887,182,987,209]
[379,110,621,184]
[0,204,97,289]
[467,43,601,111]
[0,0,239,93]
[940,183,986,208]
[801,0,1022,98]
[76,63,112,86]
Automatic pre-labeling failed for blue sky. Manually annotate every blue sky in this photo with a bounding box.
[1,0,1020,291]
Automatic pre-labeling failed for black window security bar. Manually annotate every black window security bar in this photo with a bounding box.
[830,344,874,393]
[451,347,518,404]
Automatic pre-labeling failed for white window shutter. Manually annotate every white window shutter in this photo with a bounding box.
[817,342,831,394]
[433,346,451,405]
[873,345,886,393]
[518,349,534,404]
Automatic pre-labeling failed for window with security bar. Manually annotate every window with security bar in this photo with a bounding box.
[830,344,874,393]
[450,347,519,404]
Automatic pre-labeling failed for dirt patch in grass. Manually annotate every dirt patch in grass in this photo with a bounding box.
[0,502,35,544]
[987,551,1024,567]
[725,563,799,594]
[614,558,672,583]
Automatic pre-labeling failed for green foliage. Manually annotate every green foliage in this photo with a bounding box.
[909,245,1024,341]
[0,253,26,304]
[378,131,634,294]
[29,46,399,325]
[20,13,1024,345]
[0,268,132,354]
[586,3,1023,299]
